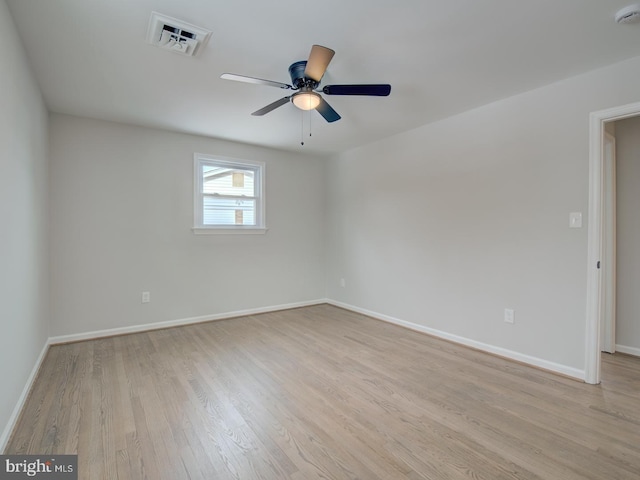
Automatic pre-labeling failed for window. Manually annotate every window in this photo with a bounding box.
[193,154,266,234]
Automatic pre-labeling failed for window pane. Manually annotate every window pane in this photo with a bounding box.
[203,197,256,225]
[194,154,265,231]
[202,166,255,197]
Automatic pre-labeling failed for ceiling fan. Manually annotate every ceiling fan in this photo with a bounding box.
[221,45,391,123]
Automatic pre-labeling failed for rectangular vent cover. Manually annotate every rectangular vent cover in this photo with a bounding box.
[146,12,211,57]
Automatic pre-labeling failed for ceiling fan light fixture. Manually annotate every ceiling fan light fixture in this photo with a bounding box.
[292,91,321,111]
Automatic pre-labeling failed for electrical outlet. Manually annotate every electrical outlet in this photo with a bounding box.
[504,308,515,324]
[340,278,346,288]
[142,291,150,303]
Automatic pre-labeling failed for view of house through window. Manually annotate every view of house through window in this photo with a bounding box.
[194,154,265,231]
[202,164,255,225]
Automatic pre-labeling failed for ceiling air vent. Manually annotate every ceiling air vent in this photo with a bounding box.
[146,12,212,57]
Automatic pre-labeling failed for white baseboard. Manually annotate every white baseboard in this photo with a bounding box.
[48,299,327,345]
[615,344,640,357]
[0,340,49,453]
[328,299,585,381]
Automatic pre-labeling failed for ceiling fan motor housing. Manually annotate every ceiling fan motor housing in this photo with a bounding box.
[288,61,317,89]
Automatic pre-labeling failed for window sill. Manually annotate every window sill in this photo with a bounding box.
[192,227,268,235]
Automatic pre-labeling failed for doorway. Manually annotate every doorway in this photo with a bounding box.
[586,100,640,385]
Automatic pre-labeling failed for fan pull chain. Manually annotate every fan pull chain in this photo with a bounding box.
[300,108,313,146]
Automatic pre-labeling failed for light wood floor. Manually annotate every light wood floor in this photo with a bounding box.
[6,304,640,479]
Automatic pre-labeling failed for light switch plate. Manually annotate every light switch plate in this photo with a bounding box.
[569,212,582,228]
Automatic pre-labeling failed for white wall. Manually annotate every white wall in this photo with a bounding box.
[615,115,640,354]
[325,55,640,374]
[0,0,49,449]
[49,114,326,337]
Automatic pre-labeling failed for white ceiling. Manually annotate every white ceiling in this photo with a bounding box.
[6,0,640,155]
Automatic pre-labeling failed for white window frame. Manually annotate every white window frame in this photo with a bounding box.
[193,153,267,234]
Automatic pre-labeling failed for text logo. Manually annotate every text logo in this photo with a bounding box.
[0,456,77,479]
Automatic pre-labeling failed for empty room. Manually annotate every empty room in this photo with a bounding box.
[2,1,640,479]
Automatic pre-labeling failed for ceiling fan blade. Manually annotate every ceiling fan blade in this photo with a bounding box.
[322,84,391,96]
[221,73,292,90]
[251,96,291,116]
[315,97,341,123]
[304,45,335,82]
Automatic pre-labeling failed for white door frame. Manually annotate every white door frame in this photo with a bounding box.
[600,132,616,354]
[585,100,640,384]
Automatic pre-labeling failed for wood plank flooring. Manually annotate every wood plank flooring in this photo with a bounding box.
[6,304,640,479]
